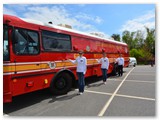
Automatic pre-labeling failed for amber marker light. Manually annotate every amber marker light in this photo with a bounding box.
[44,79,48,84]
[13,79,17,83]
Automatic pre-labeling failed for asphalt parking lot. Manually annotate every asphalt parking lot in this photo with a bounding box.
[3,65,156,116]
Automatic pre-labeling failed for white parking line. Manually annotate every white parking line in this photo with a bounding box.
[131,71,155,73]
[125,79,155,83]
[107,79,155,84]
[84,89,155,101]
[84,90,112,96]
[129,74,155,76]
[107,79,122,81]
[116,94,155,101]
[98,67,135,116]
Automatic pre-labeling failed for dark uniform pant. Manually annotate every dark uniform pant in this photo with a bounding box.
[118,65,123,76]
[77,72,85,93]
[101,68,107,82]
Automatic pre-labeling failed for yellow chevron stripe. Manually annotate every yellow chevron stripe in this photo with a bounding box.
[3,58,129,73]
[3,62,76,73]
[3,64,40,73]
[3,66,15,73]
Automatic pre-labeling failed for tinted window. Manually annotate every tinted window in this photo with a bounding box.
[42,30,71,51]
[13,28,39,55]
[3,25,9,61]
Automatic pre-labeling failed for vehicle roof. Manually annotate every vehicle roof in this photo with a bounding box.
[129,57,136,59]
[23,18,127,45]
[4,14,127,46]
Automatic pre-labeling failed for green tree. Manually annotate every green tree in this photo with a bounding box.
[111,34,120,41]
[122,30,135,50]
[144,27,155,56]
[121,27,155,65]
[129,49,141,59]
[134,30,144,49]
[130,48,152,64]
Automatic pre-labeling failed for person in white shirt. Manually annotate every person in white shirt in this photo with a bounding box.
[68,51,87,95]
[97,52,109,84]
[116,54,124,76]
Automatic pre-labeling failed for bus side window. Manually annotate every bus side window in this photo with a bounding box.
[42,30,71,51]
[13,28,39,55]
[3,25,9,61]
[28,31,39,54]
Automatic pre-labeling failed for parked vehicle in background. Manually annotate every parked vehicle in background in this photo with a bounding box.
[129,57,137,67]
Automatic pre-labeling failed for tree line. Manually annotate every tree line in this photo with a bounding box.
[111,27,155,65]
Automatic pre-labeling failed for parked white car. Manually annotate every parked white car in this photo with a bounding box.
[129,57,137,67]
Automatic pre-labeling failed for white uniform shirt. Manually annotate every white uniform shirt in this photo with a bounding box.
[116,57,124,66]
[69,56,87,74]
[98,57,109,69]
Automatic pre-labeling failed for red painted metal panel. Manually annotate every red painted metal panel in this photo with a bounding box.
[3,14,129,103]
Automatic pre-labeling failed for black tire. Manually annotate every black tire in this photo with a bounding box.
[133,64,136,67]
[50,73,72,95]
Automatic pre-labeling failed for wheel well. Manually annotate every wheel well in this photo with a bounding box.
[54,69,76,87]
[49,69,76,95]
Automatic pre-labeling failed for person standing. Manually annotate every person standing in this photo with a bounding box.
[116,54,124,76]
[150,58,154,67]
[97,52,109,84]
[68,51,87,95]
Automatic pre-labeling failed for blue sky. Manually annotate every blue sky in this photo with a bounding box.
[3,4,155,39]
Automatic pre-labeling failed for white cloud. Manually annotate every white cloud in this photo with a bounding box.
[3,7,17,16]
[3,5,109,39]
[95,16,103,24]
[24,5,110,38]
[75,13,103,24]
[22,5,102,33]
[120,9,155,35]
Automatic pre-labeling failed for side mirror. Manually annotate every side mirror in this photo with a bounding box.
[73,45,78,51]
[102,48,105,52]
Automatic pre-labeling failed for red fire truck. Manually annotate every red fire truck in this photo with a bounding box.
[3,14,129,103]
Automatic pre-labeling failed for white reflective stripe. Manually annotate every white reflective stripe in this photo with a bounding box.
[3,58,129,66]
[3,59,97,66]
[3,72,14,75]
[3,63,100,76]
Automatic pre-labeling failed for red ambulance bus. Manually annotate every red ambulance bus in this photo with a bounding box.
[3,14,129,103]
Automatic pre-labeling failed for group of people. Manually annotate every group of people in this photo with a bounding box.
[68,51,124,95]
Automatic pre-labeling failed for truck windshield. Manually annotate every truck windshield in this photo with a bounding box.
[3,25,9,61]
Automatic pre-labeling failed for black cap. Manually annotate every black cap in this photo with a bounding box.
[79,51,83,54]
